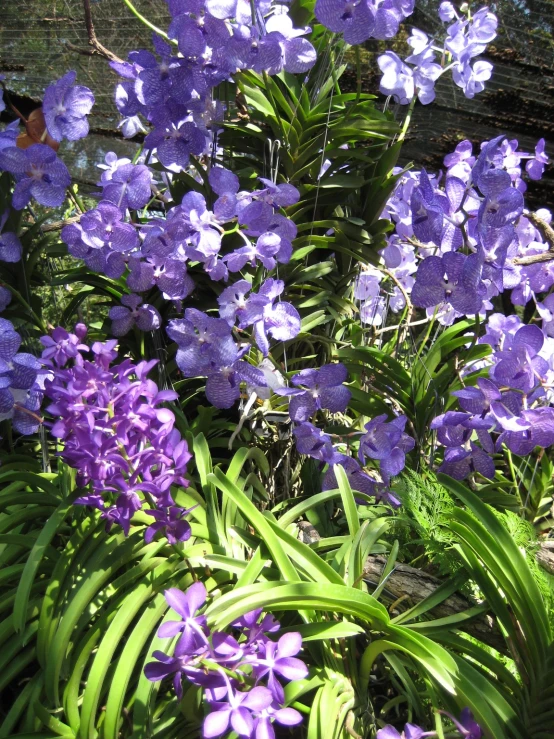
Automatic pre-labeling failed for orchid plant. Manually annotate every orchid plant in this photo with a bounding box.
[0,0,553,738]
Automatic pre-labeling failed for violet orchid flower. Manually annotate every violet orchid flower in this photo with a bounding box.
[0,144,71,209]
[276,363,351,422]
[109,294,161,336]
[43,70,95,141]
[240,279,301,357]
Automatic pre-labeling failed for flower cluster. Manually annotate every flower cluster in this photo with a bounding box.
[275,362,413,506]
[377,707,482,738]
[315,0,415,45]
[110,2,316,149]
[317,413,415,507]
[378,5,497,105]
[432,318,554,479]
[371,134,551,328]
[276,363,351,422]
[0,319,44,435]
[0,71,93,210]
[41,326,193,536]
[218,278,301,356]
[62,166,300,304]
[364,132,553,479]
[145,583,307,739]
[167,305,269,409]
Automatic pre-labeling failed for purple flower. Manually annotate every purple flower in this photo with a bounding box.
[378,52,414,104]
[315,0,376,45]
[218,280,252,326]
[377,724,430,739]
[411,252,486,315]
[322,454,378,499]
[490,324,548,394]
[232,609,280,643]
[109,294,161,337]
[0,286,12,313]
[43,71,94,142]
[167,308,237,377]
[410,170,444,245]
[205,355,267,409]
[144,650,192,699]
[158,583,210,656]
[449,708,483,739]
[40,325,88,367]
[224,232,292,273]
[79,201,140,253]
[144,506,192,544]
[127,255,194,301]
[98,158,153,210]
[359,414,414,478]
[452,59,493,98]
[438,442,495,480]
[438,2,456,22]
[209,165,240,216]
[276,363,351,422]
[497,407,554,456]
[203,681,273,738]
[43,332,192,532]
[252,703,303,739]
[293,422,341,464]
[0,120,20,153]
[247,632,308,703]
[145,121,206,169]
[0,318,44,435]
[239,279,301,356]
[0,231,22,263]
[264,13,317,74]
[0,144,71,209]
[526,139,549,181]
[167,309,266,409]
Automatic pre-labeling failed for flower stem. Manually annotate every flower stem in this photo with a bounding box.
[121,0,170,39]
[397,93,417,144]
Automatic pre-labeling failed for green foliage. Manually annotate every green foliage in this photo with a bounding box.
[393,469,464,578]
[1,447,553,739]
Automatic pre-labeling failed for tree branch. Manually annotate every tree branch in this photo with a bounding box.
[512,212,554,266]
[73,0,123,64]
[297,521,554,654]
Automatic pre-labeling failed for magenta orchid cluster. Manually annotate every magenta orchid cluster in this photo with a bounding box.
[378,4,497,105]
[377,707,482,738]
[41,325,193,538]
[145,582,307,739]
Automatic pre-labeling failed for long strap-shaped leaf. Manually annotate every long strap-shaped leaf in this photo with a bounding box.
[439,475,552,663]
[13,500,72,634]
[208,467,298,582]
